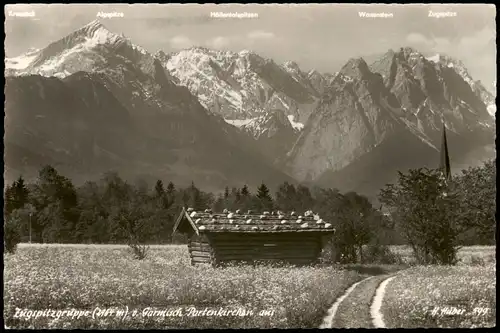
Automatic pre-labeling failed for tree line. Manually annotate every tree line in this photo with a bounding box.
[4,159,495,265]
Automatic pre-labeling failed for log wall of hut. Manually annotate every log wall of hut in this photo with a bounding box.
[207,232,324,266]
[188,234,214,265]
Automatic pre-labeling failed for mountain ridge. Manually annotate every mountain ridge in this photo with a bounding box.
[4,21,296,191]
[286,47,494,197]
[4,21,495,197]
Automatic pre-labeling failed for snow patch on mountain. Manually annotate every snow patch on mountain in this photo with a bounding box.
[53,70,72,79]
[275,94,290,110]
[487,104,496,117]
[236,110,298,140]
[239,49,253,56]
[224,118,256,128]
[242,117,267,138]
[287,115,304,130]
[5,50,38,70]
[426,54,441,63]
[458,99,475,113]
[337,73,354,83]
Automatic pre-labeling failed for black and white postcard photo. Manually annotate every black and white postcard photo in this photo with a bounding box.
[3,3,496,329]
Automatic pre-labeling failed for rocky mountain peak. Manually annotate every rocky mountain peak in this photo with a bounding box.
[154,50,168,59]
[427,53,468,71]
[187,46,214,53]
[65,19,126,48]
[80,19,106,34]
[19,20,144,77]
[307,69,321,78]
[239,49,256,56]
[391,47,424,67]
[238,49,267,65]
[398,46,419,56]
[339,57,371,81]
[283,61,301,72]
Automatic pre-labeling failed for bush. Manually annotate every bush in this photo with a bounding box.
[128,241,149,260]
[127,234,150,260]
[362,243,403,265]
[469,255,486,266]
[4,216,22,254]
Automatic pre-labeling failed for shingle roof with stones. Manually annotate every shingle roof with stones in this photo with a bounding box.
[173,207,336,234]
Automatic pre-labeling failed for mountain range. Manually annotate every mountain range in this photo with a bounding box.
[4,20,496,199]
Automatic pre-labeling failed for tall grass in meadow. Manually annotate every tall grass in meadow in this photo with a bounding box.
[4,245,363,329]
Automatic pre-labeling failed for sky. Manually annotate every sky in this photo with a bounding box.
[5,4,497,91]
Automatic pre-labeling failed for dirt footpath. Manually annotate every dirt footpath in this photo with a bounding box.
[327,274,394,328]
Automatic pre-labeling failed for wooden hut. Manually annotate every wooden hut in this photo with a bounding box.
[172,208,335,267]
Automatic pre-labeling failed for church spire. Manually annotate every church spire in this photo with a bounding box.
[439,122,451,181]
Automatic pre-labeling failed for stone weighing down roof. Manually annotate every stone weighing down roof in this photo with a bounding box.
[173,207,336,234]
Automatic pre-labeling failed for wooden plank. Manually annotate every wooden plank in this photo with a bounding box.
[189,242,211,247]
[189,239,210,244]
[214,248,318,255]
[188,246,212,252]
[213,247,317,252]
[172,207,187,235]
[216,255,317,261]
[189,246,212,252]
[190,250,211,258]
[189,247,211,253]
[190,250,211,257]
[189,243,212,249]
[214,245,321,257]
[210,238,321,243]
[212,246,315,250]
[210,232,312,237]
[213,243,320,248]
[214,249,318,256]
[211,239,319,243]
[210,232,323,237]
[212,240,313,245]
[213,242,318,247]
[192,256,212,263]
[215,254,317,261]
[212,241,319,246]
[213,246,318,251]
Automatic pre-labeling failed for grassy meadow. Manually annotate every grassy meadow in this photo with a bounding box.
[3,244,496,329]
[382,264,496,328]
[389,245,496,266]
[4,244,365,329]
